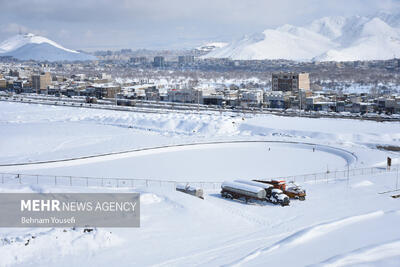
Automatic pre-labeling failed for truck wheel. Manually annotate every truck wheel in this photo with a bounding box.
[299,196,306,201]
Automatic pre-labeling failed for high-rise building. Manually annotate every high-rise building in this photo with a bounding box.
[272,72,310,92]
[32,72,52,94]
[178,55,194,65]
[0,79,6,89]
[153,56,165,67]
[129,57,147,65]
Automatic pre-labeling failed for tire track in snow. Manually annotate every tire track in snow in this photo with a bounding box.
[152,231,287,267]
[312,239,400,267]
[226,210,384,267]
[152,194,300,267]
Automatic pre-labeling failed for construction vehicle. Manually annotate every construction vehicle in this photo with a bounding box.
[221,180,290,206]
[253,180,306,200]
[285,182,306,200]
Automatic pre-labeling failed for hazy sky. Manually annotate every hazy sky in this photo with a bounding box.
[0,0,399,51]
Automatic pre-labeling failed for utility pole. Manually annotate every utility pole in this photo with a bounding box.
[194,73,199,113]
[396,164,399,190]
[197,89,200,113]
[299,89,302,110]
[299,89,302,117]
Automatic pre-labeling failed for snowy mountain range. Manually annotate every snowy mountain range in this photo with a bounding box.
[204,12,400,62]
[0,33,96,62]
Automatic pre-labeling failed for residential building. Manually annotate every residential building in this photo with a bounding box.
[153,56,165,67]
[203,93,224,106]
[12,80,24,93]
[86,84,121,99]
[145,86,161,101]
[168,88,202,104]
[130,57,147,65]
[272,72,310,92]
[178,55,194,65]
[264,91,288,109]
[0,79,6,89]
[240,90,264,107]
[32,72,52,94]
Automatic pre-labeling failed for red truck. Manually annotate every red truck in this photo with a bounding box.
[253,180,306,200]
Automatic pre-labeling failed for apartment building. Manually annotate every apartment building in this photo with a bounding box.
[32,72,52,94]
[153,56,165,67]
[272,72,310,92]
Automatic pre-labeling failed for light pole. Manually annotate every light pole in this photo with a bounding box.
[197,89,200,113]
[396,164,399,190]
[299,89,302,117]
[299,89,302,110]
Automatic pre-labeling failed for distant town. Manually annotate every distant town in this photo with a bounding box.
[1,54,400,120]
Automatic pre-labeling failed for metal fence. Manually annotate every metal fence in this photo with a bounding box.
[0,165,398,190]
[272,165,399,184]
[0,172,222,190]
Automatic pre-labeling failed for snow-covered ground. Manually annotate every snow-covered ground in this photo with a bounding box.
[0,101,399,266]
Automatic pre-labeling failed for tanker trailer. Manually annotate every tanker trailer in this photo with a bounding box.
[235,180,290,206]
[221,181,266,203]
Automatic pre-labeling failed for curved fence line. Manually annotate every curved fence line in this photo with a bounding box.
[0,172,221,190]
[0,165,397,191]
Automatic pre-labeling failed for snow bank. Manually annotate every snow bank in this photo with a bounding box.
[241,114,400,147]
[0,102,239,137]
[229,210,384,266]
[317,239,400,267]
[351,180,374,188]
[0,228,121,266]
[140,193,162,204]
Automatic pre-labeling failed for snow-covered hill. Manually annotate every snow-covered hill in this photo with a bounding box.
[204,12,400,61]
[195,42,228,53]
[0,33,96,61]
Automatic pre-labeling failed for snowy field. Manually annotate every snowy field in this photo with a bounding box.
[0,101,400,266]
[0,141,352,181]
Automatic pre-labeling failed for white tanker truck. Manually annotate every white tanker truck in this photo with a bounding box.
[221,180,290,206]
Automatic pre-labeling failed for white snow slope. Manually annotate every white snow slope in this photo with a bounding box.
[0,33,96,61]
[0,102,400,266]
[196,42,228,53]
[205,12,400,61]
